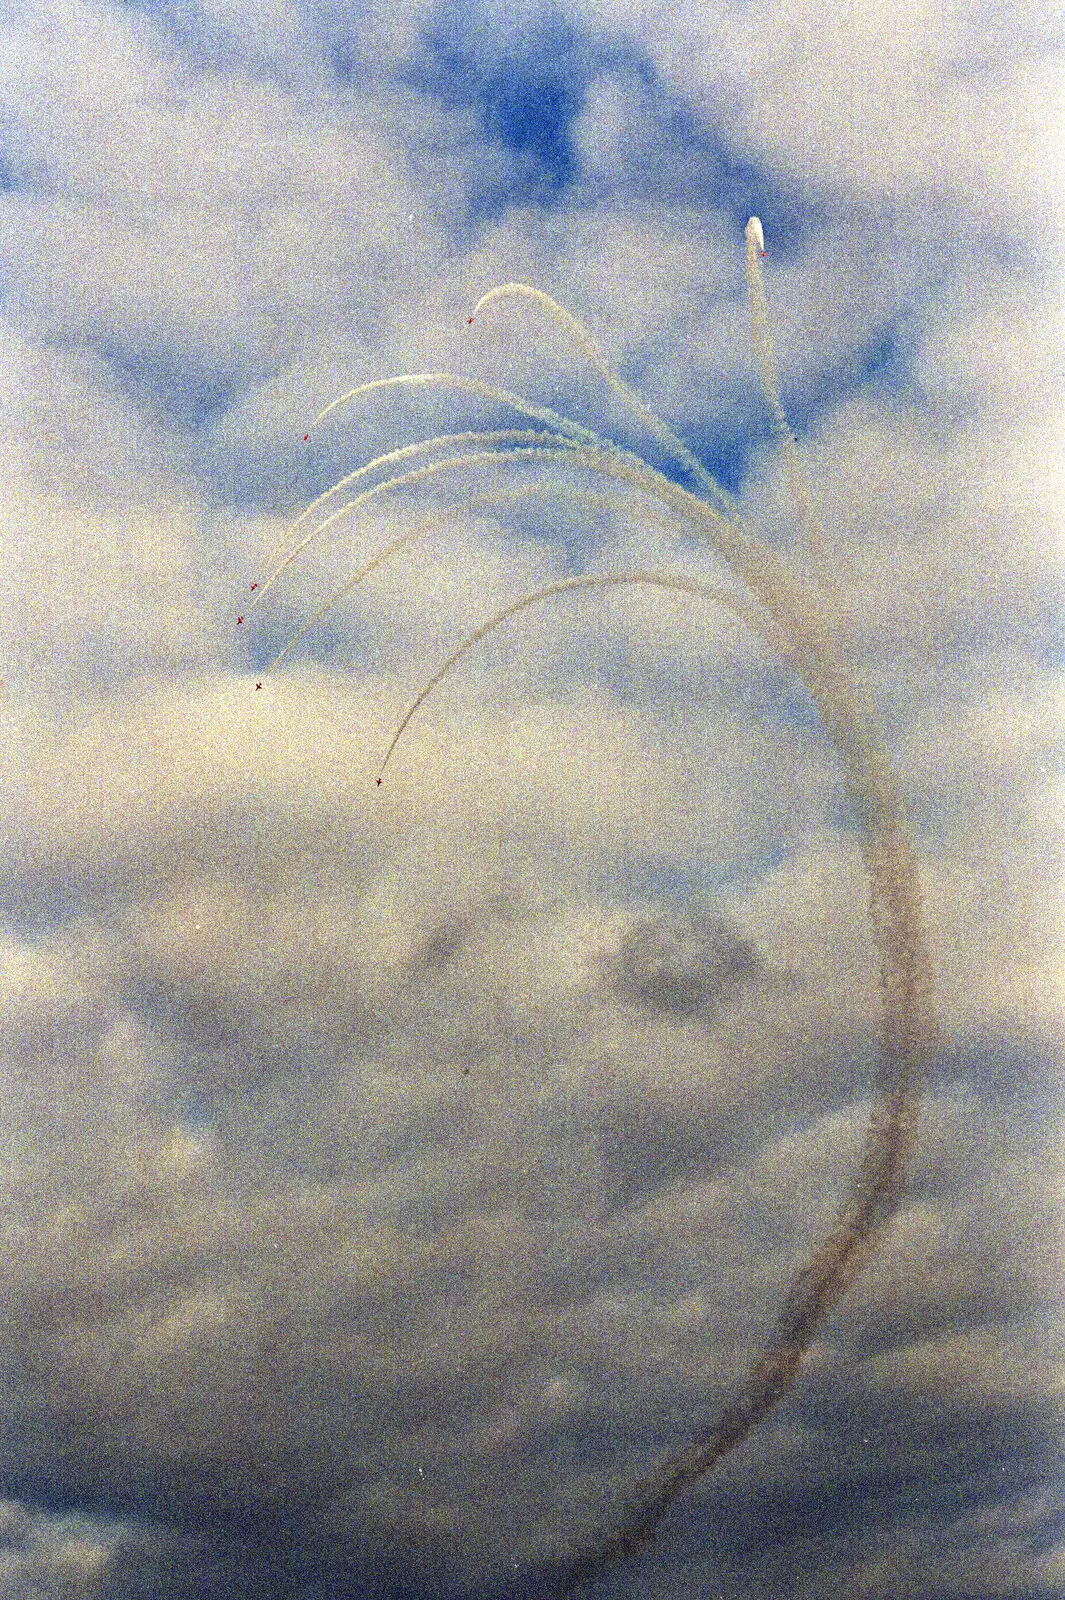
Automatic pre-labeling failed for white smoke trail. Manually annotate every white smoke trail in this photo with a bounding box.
[471,283,739,519]
[744,218,835,593]
[251,243,936,1595]
[267,487,698,672]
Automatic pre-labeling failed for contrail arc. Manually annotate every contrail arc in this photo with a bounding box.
[249,238,936,1596]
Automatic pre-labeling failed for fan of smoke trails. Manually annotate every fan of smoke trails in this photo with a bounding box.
[253,241,937,1595]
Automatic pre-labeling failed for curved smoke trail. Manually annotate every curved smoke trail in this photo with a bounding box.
[379,549,936,1597]
[252,225,937,1595]
[540,225,937,1595]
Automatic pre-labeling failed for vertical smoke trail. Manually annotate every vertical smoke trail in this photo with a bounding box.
[744,218,835,591]
[541,627,933,1593]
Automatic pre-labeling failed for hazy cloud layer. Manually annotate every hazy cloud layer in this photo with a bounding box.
[1,1,1060,1597]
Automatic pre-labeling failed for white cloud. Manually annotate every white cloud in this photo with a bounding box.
[580,0,1065,232]
[0,1,1058,1594]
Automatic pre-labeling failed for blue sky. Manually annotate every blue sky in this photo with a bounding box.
[1,1,1062,1596]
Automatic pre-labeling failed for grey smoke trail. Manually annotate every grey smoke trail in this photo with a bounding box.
[549,763,931,1589]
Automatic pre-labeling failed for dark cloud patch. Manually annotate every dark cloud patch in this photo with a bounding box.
[588,1087,727,1215]
[0,1497,301,1600]
[0,1486,458,1600]
[564,1370,1065,1593]
[410,912,473,971]
[603,910,765,1021]
[95,336,245,433]
[0,148,22,194]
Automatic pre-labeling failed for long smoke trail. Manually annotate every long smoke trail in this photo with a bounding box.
[375,571,772,780]
[545,645,932,1592]
[377,527,935,1599]
[470,283,739,521]
[256,233,936,1595]
[250,429,581,612]
[744,218,835,591]
[541,232,936,1593]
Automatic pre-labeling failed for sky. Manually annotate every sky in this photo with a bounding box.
[1,1,1063,1596]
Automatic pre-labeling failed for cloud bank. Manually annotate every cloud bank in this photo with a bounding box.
[1,1,1061,1596]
